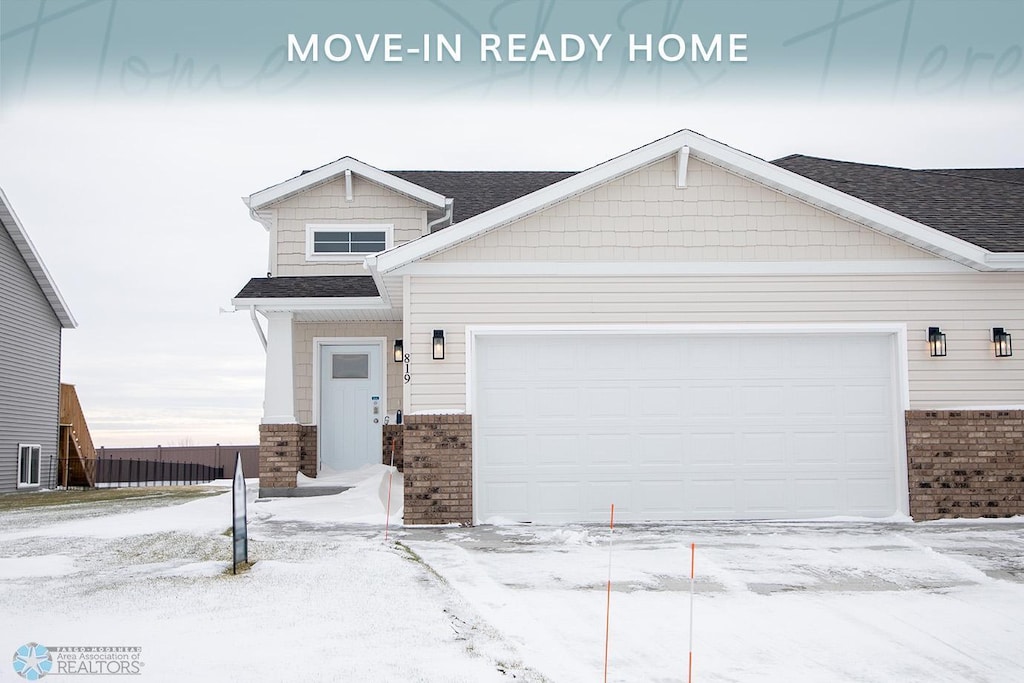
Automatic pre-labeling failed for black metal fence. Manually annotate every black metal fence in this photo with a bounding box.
[88,458,224,488]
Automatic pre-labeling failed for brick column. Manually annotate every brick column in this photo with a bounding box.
[383,424,404,471]
[258,423,317,491]
[906,410,1024,520]
[403,414,472,525]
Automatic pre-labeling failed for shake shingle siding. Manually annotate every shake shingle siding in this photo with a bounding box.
[0,219,61,491]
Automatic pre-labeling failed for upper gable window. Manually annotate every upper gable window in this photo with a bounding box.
[305,224,393,261]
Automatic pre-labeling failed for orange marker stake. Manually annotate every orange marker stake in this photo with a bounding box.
[384,470,394,542]
[603,503,615,683]
[688,542,696,683]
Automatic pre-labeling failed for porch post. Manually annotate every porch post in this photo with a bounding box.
[262,311,296,424]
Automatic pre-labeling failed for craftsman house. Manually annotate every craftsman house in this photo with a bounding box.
[233,130,1023,524]
[0,189,77,493]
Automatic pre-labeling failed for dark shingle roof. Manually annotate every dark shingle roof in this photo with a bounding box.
[773,155,1024,252]
[388,171,577,223]
[235,276,378,299]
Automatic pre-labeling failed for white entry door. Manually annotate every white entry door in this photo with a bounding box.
[318,343,383,472]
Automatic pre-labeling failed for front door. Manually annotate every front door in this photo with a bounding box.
[318,343,383,472]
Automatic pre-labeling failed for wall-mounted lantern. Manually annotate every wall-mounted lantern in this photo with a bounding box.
[992,327,1013,357]
[393,339,404,363]
[432,329,445,360]
[927,327,947,357]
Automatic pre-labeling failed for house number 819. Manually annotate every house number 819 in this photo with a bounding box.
[403,353,411,384]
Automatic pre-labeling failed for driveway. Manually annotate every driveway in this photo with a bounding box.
[400,519,1024,682]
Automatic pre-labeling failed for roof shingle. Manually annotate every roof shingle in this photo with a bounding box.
[773,155,1024,252]
[234,276,379,299]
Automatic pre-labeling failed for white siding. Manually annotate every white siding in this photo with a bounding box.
[406,274,1024,411]
[272,175,430,276]
[429,157,934,263]
[292,321,403,424]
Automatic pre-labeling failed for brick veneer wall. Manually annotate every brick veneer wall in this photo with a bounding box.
[258,424,317,488]
[906,410,1024,520]
[403,414,472,525]
[383,424,404,472]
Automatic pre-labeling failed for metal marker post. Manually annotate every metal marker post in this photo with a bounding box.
[231,452,248,574]
[603,503,615,683]
[688,542,695,683]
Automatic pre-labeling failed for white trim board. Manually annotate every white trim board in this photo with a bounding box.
[247,157,446,211]
[390,260,973,277]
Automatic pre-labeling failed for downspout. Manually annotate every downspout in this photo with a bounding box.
[426,199,454,233]
[249,306,268,351]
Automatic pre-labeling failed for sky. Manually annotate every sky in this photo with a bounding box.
[0,1,1021,447]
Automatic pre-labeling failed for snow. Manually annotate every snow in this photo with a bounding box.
[1,469,1023,682]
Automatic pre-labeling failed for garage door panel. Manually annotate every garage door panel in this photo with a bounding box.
[583,434,633,466]
[483,482,531,518]
[690,386,736,417]
[689,479,738,514]
[690,432,738,465]
[793,478,842,514]
[636,433,685,464]
[636,480,687,514]
[480,434,530,467]
[474,332,901,522]
[742,478,792,514]
[739,432,789,465]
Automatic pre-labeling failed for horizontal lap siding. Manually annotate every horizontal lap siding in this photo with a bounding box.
[406,274,1024,411]
[0,221,61,491]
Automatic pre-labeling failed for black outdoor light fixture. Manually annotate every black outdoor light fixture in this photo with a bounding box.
[927,327,947,357]
[432,329,445,360]
[393,339,404,363]
[992,327,1013,357]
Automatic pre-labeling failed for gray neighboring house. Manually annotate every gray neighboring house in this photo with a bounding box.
[0,189,77,492]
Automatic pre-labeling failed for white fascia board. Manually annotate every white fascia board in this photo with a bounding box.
[247,157,447,211]
[389,259,974,277]
[376,131,702,273]
[983,252,1024,270]
[684,139,995,270]
[231,296,388,311]
[0,188,77,329]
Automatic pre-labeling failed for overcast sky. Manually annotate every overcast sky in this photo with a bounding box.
[1,96,1019,447]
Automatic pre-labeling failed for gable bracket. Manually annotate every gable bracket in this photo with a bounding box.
[676,146,690,188]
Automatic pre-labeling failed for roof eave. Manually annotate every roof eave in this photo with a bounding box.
[0,188,77,329]
[246,157,448,212]
[231,296,388,311]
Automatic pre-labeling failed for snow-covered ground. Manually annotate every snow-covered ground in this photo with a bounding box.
[1,466,1022,682]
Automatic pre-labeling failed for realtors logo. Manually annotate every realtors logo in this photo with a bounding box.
[12,643,52,680]
[11,644,143,677]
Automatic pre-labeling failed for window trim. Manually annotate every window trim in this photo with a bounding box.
[305,224,394,262]
[17,444,42,488]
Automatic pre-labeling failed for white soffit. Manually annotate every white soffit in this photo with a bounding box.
[372,130,1020,274]
[246,157,447,212]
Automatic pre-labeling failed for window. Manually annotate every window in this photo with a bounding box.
[306,224,393,261]
[18,444,41,488]
[332,354,369,379]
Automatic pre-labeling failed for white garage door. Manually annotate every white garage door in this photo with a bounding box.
[473,332,903,523]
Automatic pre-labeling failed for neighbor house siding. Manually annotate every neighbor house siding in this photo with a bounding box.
[429,157,935,263]
[292,321,403,424]
[405,274,1024,411]
[0,219,61,492]
[272,176,430,277]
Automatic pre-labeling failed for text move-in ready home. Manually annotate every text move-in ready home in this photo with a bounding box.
[232,130,1023,525]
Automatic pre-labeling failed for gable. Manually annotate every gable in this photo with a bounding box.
[0,190,75,329]
[425,156,938,265]
[272,174,434,277]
